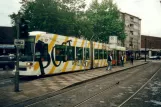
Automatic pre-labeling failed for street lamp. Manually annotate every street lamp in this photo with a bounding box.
[145,37,147,62]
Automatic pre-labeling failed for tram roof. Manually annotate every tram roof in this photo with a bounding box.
[29,31,47,36]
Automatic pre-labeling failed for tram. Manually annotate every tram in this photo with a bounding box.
[14,32,125,76]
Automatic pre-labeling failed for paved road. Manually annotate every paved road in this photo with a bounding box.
[24,62,161,107]
[0,69,14,87]
[0,69,14,79]
[122,63,161,107]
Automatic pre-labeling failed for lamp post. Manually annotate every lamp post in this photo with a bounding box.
[145,37,147,62]
[15,14,20,92]
[149,42,152,58]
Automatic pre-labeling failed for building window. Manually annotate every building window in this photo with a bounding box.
[130,16,134,21]
[129,37,133,46]
[130,31,133,35]
[130,24,134,28]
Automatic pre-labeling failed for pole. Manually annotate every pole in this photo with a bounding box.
[84,38,87,72]
[145,37,146,62]
[15,17,20,92]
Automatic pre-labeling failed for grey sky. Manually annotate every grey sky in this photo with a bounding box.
[0,0,161,37]
[0,0,21,27]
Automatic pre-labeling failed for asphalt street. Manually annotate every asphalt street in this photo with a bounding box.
[0,68,14,87]
[122,62,161,107]
[25,62,161,107]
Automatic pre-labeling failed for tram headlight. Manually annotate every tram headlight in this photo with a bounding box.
[26,62,33,67]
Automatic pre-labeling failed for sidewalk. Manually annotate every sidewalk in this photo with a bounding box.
[0,61,147,107]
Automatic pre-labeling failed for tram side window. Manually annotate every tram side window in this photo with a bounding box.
[104,50,107,59]
[42,44,48,61]
[35,41,48,61]
[84,48,90,60]
[76,47,83,60]
[55,45,66,61]
[94,49,99,59]
[99,50,104,59]
[67,46,75,60]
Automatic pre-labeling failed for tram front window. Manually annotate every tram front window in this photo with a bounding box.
[20,37,35,61]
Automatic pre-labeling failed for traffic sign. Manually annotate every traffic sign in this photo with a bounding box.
[14,39,25,49]
[109,36,118,44]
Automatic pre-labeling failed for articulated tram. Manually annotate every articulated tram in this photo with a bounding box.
[14,32,126,76]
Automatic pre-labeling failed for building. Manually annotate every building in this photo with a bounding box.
[141,35,161,57]
[120,12,141,52]
[0,26,15,55]
[0,26,15,44]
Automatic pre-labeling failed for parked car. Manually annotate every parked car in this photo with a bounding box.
[156,56,160,60]
[149,56,160,60]
[0,55,15,70]
[149,56,157,60]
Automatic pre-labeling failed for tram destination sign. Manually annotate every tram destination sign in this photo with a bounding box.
[14,39,25,49]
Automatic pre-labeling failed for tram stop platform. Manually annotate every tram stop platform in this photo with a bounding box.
[0,60,147,107]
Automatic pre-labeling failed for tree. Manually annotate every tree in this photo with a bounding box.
[86,0,126,43]
[9,0,126,43]
[9,0,89,37]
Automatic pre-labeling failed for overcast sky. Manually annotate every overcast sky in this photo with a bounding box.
[1,0,161,37]
[0,0,21,27]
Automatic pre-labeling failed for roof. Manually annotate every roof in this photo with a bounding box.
[120,12,141,20]
[29,31,47,36]
[141,35,161,39]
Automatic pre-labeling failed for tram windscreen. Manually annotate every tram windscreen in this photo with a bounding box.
[20,37,35,61]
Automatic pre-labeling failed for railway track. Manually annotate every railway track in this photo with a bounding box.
[73,63,161,107]
[118,63,161,107]
[10,62,160,107]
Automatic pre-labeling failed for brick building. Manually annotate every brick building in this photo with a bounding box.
[141,35,161,57]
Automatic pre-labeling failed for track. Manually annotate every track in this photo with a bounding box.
[73,62,161,107]
[14,62,161,107]
[118,65,161,107]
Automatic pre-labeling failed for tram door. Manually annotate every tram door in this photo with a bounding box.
[90,41,94,69]
[84,48,90,69]
[35,40,49,75]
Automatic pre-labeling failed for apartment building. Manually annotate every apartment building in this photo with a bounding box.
[120,12,141,51]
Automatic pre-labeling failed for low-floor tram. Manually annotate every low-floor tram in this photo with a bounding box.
[14,32,126,76]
